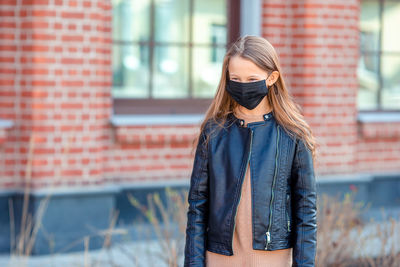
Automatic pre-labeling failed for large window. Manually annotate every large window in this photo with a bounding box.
[358,0,400,111]
[112,0,237,114]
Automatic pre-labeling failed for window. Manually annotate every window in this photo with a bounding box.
[358,0,400,111]
[112,0,239,114]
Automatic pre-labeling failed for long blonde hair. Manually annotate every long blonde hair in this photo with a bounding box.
[192,35,318,166]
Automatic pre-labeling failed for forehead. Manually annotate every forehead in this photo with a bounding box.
[228,56,268,76]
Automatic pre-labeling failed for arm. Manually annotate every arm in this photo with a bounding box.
[184,126,210,267]
[291,138,317,267]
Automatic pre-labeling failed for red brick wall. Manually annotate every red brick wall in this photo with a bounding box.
[0,0,113,189]
[262,0,400,175]
[0,0,399,190]
[357,121,400,173]
[108,124,198,183]
[262,0,362,175]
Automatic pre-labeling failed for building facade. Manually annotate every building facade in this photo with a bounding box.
[0,0,399,254]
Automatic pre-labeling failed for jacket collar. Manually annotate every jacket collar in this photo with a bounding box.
[229,110,274,128]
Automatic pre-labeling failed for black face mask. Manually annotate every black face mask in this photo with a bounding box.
[225,74,271,110]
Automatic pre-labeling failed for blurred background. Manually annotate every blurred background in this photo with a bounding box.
[0,0,399,266]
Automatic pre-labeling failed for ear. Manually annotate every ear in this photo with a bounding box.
[267,71,280,86]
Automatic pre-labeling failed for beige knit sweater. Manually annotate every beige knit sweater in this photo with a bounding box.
[205,109,293,267]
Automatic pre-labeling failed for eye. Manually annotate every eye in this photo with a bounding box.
[231,77,239,81]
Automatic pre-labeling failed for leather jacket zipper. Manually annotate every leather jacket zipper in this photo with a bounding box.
[265,125,280,250]
[286,193,291,232]
[231,128,253,253]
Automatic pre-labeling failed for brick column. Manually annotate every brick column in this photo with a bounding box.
[261,0,360,175]
[0,0,112,189]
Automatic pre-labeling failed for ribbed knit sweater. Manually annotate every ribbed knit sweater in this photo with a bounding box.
[205,108,293,267]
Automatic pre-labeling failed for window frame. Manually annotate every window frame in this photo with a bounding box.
[359,0,400,113]
[112,0,240,115]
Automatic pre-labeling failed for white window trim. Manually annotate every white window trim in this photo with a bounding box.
[357,112,400,123]
[0,119,13,129]
[110,114,205,126]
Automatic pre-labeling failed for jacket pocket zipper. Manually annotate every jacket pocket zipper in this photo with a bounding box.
[286,193,291,232]
[231,128,253,253]
[265,125,280,250]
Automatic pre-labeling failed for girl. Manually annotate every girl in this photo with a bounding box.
[184,35,318,267]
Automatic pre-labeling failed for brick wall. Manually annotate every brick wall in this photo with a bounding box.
[357,121,400,173]
[0,0,399,190]
[107,124,198,183]
[262,0,400,175]
[262,0,363,175]
[0,0,113,189]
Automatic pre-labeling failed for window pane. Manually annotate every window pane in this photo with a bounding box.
[382,1,400,52]
[193,0,227,44]
[153,46,189,98]
[357,52,379,110]
[112,44,150,98]
[359,0,380,52]
[154,0,190,43]
[193,47,225,98]
[382,55,400,109]
[112,0,151,42]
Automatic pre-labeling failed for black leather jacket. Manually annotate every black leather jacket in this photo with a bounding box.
[184,110,317,267]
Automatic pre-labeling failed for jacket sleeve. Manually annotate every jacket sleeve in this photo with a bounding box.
[184,126,210,267]
[291,137,317,267]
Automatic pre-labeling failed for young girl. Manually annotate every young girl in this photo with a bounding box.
[184,35,318,267]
